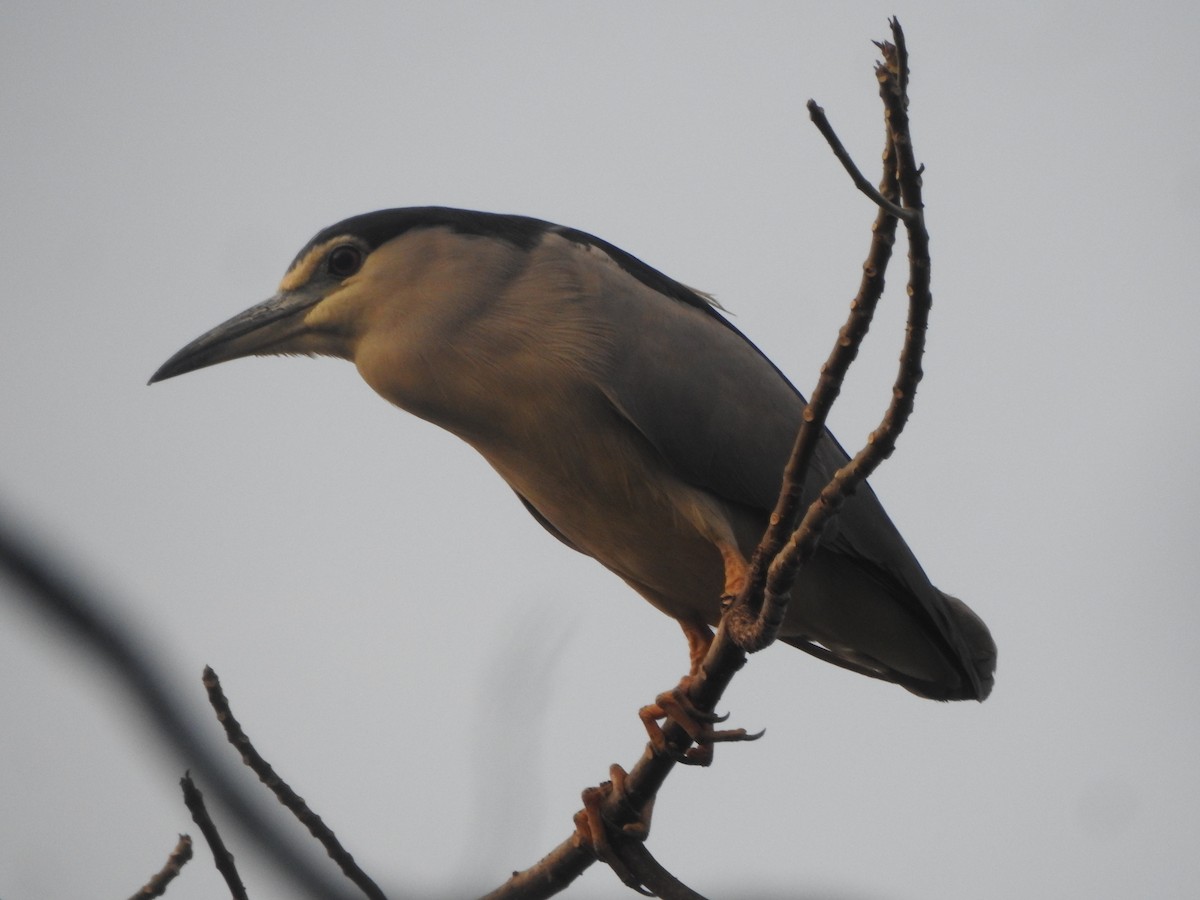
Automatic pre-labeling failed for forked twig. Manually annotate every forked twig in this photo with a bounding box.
[731,17,928,651]
[763,23,932,615]
[807,101,908,220]
[729,128,901,652]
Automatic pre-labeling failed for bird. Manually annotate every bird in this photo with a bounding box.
[151,206,996,705]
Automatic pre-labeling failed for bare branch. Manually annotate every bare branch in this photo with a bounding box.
[750,18,931,645]
[728,50,912,652]
[202,667,388,900]
[487,19,939,896]
[181,772,249,900]
[128,834,193,900]
[477,839,593,900]
[729,128,900,652]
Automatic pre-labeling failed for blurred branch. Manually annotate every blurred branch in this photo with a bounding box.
[0,509,359,900]
[483,17,932,896]
[203,666,388,900]
[182,773,249,900]
[128,834,193,900]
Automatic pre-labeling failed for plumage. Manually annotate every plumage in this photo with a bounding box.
[151,207,996,702]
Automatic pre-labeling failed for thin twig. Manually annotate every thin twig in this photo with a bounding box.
[181,772,249,900]
[128,834,193,900]
[883,17,909,99]
[807,100,910,220]
[202,667,388,900]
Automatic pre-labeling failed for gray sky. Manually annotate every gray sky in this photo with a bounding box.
[2,3,1198,898]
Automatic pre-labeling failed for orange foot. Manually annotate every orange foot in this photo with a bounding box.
[638,618,764,766]
[572,764,654,892]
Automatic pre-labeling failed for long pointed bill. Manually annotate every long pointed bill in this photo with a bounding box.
[149,287,322,384]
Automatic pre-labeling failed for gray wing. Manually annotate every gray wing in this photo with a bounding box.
[589,280,992,699]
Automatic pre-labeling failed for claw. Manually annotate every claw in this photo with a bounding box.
[636,616,763,765]
[639,682,764,767]
[572,765,654,893]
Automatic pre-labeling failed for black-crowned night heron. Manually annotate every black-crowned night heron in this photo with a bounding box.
[151,207,995,703]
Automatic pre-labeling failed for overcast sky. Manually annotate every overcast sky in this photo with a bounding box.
[2,3,1198,899]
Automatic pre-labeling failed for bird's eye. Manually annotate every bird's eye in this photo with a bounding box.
[327,244,364,278]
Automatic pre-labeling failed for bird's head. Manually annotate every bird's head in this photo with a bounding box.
[150,231,367,385]
[148,207,549,387]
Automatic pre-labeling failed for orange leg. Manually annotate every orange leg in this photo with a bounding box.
[717,541,750,602]
[680,618,715,678]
